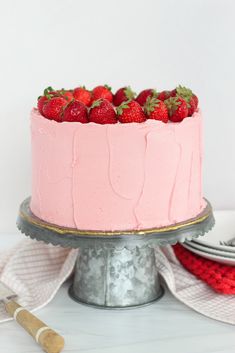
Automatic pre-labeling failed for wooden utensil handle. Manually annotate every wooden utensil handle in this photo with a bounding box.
[5,300,64,353]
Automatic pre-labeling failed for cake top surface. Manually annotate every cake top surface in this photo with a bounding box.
[36,85,199,125]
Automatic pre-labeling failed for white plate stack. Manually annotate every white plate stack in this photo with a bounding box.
[183,211,235,266]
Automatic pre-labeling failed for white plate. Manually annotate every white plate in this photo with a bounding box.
[182,243,235,266]
[193,210,235,253]
[185,240,235,259]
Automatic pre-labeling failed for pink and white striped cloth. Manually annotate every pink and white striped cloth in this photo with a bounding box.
[0,239,77,322]
[0,239,235,324]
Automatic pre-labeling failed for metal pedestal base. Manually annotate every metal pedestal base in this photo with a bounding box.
[68,286,164,309]
[69,245,163,308]
[17,197,214,309]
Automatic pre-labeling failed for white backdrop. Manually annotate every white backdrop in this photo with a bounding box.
[0,0,234,234]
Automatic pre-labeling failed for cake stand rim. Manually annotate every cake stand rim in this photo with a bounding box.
[16,197,215,248]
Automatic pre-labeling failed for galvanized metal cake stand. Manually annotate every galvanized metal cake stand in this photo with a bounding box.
[17,197,214,309]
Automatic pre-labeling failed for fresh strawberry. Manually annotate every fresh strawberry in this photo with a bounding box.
[157,90,172,101]
[144,97,168,123]
[59,90,73,102]
[37,96,48,115]
[117,100,146,123]
[47,88,74,102]
[170,88,177,97]
[73,87,92,106]
[62,100,88,123]
[42,96,67,121]
[172,85,198,116]
[92,85,113,103]
[192,94,199,109]
[187,96,197,116]
[113,86,136,106]
[37,86,55,114]
[136,89,156,106]
[164,97,188,122]
[89,99,117,124]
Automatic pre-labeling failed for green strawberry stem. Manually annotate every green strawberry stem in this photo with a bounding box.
[175,85,193,102]
[151,89,158,98]
[164,97,181,117]
[124,86,136,100]
[91,99,102,108]
[104,84,112,91]
[43,86,54,99]
[144,96,161,115]
[116,99,132,115]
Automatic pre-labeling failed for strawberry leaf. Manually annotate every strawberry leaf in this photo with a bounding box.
[43,86,53,95]
[164,97,181,116]
[152,89,158,98]
[104,84,112,91]
[176,85,193,101]
[124,86,136,100]
[116,99,131,115]
[91,99,102,108]
[144,96,161,115]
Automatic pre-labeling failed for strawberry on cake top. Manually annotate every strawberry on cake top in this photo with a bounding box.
[31,84,204,232]
[37,84,198,125]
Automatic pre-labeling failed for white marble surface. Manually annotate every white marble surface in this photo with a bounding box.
[1,232,235,353]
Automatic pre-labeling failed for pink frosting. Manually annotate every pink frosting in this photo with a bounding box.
[30,109,205,231]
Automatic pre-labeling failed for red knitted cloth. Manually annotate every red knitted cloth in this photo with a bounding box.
[173,244,235,294]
